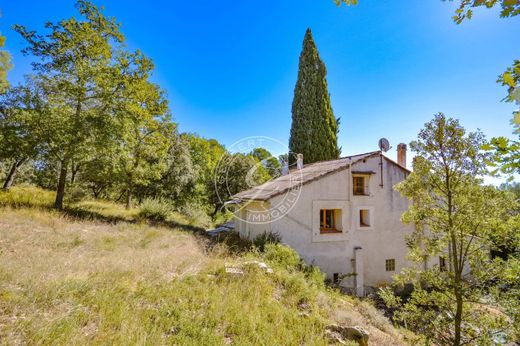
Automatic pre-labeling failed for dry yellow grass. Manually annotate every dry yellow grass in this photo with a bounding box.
[0,205,412,345]
[0,208,208,283]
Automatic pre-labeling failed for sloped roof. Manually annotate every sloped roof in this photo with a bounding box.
[230,151,381,202]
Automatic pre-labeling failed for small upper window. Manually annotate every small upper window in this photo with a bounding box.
[353,176,367,195]
[320,209,341,234]
[359,209,371,227]
[385,259,395,272]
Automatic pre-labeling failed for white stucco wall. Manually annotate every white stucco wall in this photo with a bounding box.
[234,155,438,291]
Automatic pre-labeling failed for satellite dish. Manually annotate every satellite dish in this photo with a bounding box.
[378,138,390,152]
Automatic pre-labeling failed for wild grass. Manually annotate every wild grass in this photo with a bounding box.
[138,198,173,222]
[0,187,412,345]
[0,185,55,209]
[0,186,204,228]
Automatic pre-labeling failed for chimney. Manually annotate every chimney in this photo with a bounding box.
[397,143,407,168]
[296,153,304,170]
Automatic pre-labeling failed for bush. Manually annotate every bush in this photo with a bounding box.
[67,185,88,203]
[179,203,212,228]
[0,185,55,209]
[303,265,326,289]
[138,198,172,222]
[253,232,281,251]
[263,243,301,270]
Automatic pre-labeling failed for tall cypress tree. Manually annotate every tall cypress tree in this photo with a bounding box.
[289,28,340,165]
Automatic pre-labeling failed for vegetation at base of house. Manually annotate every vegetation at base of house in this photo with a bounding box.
[289,28,340,166]
[0,189,413,345]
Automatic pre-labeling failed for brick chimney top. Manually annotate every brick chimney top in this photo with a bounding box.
[397,143,407,168]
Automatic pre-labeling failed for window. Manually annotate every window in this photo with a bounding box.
[385,259,395,272]
[439,256,447,271]
[359,209,371,227]
[353,176,367,195]
[320,209,341,233]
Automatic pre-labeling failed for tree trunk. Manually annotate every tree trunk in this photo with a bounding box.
[454,290,463,346]
[2,158,27,190]
[126,185,132,210]
[55,160,68,210]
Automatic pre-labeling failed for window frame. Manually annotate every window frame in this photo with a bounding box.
[352,174,370,196]
[352,176,366,195]
[359,209,371,227]
[385,259,395,272]
[319,209,342,234]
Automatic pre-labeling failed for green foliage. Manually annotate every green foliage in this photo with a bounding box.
[448,0,520,23]
[138,198,173,222]
[264,243,301,270]
[249,147,282,178]
[383,113,520,345]
[483,135,520,176]
[0,185,55,208]
[445,0,520,173]
[334,0,358,5]
[289,28,340,165]
[115,73,174,209]
[209,152,271,215]
[0,84,42,189]
[180,133,227,209]
[0,13,12,93]
[13,1,128,209]
[252,231,281,251]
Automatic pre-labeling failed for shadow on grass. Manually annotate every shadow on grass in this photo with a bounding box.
[62,206,131,224]
[63,206,207,235]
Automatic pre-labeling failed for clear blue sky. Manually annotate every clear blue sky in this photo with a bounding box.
[1,0,519,163]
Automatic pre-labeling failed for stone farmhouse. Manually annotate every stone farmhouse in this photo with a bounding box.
[228,144,442,296]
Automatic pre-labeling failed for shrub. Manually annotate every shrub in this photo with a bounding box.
[253,231,281,251]
[138,198,172,222]
[0,185,55,209]
[263,243,301,270]
[67,185,88,202]
[179,203,212,228]
[304,265,326,289]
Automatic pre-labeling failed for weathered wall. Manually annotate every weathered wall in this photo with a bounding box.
[234,155,438,290]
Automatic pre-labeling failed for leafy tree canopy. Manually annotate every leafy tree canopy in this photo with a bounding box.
[381,113,520,345]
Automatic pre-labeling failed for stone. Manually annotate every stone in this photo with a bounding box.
[224,266,244,276]
[243,260,273,273]
[326,324,369,346]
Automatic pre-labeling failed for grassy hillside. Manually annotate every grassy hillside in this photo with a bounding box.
[0,187,413,345]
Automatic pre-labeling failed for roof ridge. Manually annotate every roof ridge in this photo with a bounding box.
[290,150,381,169]
[230,150,384,202]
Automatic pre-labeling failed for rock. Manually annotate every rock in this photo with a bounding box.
[243,260,273,273]
[224,263,244,276]
[324,329,347,345]
[224,266,244,276]
[326,324,369,346]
